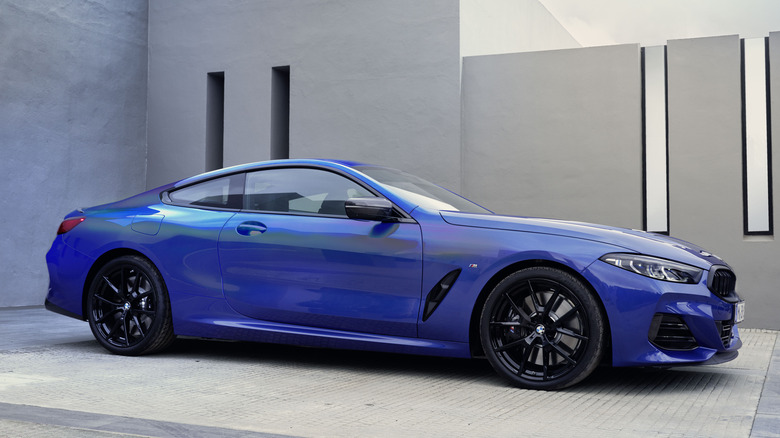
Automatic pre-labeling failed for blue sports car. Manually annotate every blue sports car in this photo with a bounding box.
[45,159,744,390]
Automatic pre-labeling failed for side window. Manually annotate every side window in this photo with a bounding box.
[168,174,243,209]
[244,168,374,216]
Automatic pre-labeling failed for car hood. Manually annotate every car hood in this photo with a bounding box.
[440,211,726,269]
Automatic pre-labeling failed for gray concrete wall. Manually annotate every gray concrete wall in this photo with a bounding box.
[667,34,779,330]
[461,44,644,230]
[0,0,149,307]
[667,35,742,243]
[146,0,462,191]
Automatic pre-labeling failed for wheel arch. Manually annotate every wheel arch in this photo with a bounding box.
[81,248,160,317]
[467,259,612,359]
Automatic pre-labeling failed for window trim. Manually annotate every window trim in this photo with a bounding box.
[161,164,416,222]
[162,172,245,212]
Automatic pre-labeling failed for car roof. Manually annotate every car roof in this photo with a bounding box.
[173,158,369,188]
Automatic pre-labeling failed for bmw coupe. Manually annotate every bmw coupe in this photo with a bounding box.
[45,159,744,389]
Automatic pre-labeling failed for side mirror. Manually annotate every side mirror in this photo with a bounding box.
[345,197,395,221]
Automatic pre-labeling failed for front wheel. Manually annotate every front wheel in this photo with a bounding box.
[86,255,175,355]
[480,267,605,390]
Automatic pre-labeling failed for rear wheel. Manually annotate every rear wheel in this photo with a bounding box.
[86,255,175,355]
[480,267,605,390]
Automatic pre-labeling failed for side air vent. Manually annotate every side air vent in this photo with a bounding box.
[422,269,461,321]
[648,313,698,351]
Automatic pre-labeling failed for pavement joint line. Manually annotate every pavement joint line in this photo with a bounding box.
[0,402,298,438]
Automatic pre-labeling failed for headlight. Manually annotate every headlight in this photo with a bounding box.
[600,253,703,284]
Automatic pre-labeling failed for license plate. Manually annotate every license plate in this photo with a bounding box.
[734,301,745,324]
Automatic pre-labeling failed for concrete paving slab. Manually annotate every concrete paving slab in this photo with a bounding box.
[0,402,292,438]
[0,306,92,350]
[0,307,778,438]
[752,333,780,438]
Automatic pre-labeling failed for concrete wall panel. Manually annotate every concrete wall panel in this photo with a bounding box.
[732,32,780,329]
[667,35,743,242]
[461,44,643,229]
[146,0,462,190]
[0,0,148,307]
[667,35,780,329]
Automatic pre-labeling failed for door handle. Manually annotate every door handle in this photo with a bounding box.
[236,221,267,236]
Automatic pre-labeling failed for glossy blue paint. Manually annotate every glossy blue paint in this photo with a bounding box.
[45,158,742,377]
[219,212,422,337]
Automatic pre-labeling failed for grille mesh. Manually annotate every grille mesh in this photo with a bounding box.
[709,269,736,298]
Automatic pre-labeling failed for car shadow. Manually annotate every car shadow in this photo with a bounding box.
[166,337,501,383]
[61,337,741,392]
[163,338,738,392]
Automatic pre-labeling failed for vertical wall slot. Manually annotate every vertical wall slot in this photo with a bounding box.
[642,46,670,234]
[206,72,225,171]
[271,66,290,160]
[742,37,773,235]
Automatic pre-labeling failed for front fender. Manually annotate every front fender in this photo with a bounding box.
[415,211,624,343]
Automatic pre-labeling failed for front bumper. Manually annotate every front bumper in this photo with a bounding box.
[584,261,742,367]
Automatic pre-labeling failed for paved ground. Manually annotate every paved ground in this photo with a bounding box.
[0,306,778,438]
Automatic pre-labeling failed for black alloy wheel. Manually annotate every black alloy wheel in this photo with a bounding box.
[480,267,605,390]
[87,255,175,355]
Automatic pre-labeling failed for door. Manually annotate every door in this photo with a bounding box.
[218,167,423,337]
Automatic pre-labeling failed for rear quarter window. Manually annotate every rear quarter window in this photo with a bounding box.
[168,174,243,209]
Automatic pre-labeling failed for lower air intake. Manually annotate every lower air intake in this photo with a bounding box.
[648,314,698,351]
[717,321,733,348]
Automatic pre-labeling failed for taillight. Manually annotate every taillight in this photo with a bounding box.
[57,217,85,235]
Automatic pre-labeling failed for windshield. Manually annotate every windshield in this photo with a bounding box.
[354,166,492,214]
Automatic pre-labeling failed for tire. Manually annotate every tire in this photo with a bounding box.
[480,267,605,390]
[86,255,175,355]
